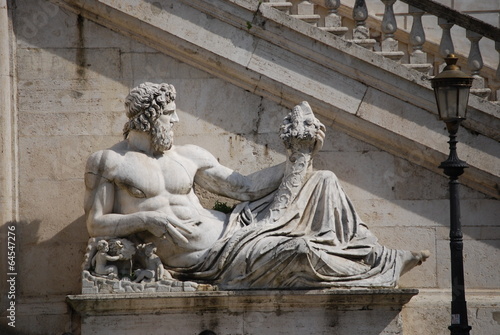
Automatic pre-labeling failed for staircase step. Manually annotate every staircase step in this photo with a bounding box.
[291,14,321,26]
[376,51,405,61]
[351,39,377,50]
[404,63,433,74]
[320,26,349,37]
[471,88,491,99]
[265,2,293,14]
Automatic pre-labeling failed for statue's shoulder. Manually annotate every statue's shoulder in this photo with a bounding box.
[173,144,219,166]
[85,141,127,175]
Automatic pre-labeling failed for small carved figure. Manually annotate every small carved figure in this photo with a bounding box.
[133,243,172,282]
[91,240,123,279]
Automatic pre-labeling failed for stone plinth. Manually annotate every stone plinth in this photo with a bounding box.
[67,289,418,335]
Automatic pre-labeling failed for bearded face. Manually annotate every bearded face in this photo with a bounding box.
[150,119,174,152]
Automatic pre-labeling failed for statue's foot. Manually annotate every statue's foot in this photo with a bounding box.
[401,249,430,276]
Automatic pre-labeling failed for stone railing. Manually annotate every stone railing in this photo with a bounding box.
[263,0,500,102]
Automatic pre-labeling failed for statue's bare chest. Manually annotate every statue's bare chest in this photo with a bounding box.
[116,151,194,198]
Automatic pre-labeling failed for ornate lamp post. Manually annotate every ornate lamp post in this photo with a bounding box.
[431,54,473,335]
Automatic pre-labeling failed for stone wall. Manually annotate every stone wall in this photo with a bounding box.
[0,0,499,334]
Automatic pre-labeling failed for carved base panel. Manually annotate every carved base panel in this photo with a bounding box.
[67,289,418,335]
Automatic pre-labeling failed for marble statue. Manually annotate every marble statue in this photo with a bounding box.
[83,82,429,289]
[91,240,123,279]
[133,243,172,282]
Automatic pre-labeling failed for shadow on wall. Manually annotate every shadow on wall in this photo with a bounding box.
[0,216,88,301]
[0,216,87,333]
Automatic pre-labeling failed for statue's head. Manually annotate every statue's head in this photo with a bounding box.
[280,101,323,150]
[96,240,109,252]
[143,243,157,256]
[123,82,177,152]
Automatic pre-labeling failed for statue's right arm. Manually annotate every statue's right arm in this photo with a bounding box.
[83,151,169,238]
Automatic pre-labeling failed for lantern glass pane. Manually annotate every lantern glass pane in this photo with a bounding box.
[435,86,459,120]
[456,86,470,119]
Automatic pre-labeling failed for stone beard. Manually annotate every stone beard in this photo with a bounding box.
[151,120,173,152]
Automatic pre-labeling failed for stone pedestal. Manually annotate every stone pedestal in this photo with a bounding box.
[67,289,418,335]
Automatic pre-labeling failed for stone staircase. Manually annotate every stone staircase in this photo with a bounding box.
[52,0,500,199]
[267,0,500,101]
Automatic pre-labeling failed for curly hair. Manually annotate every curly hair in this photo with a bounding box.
[123,82,176,138]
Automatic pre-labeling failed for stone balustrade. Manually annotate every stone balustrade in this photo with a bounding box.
[263,0,500,102]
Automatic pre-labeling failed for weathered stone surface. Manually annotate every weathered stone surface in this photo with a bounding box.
[402,289,500,335]
[67,289,418,335]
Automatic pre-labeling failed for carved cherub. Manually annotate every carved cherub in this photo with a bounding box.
[91,240,123,279]
[133,243,172,283]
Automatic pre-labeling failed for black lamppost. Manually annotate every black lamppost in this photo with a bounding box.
[431,54,473,335]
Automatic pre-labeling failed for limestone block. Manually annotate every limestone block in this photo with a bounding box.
[19,135,119,181]
[317,122,378,153]
[177,133,285,176]
[369,226,437,288]
[18,179,85,230]
[67,289,417,335]
[17,81,126,115]
[104,0,256,67]
[402,289,458,335]
[347,198,499,232]
[352,199,447,228]
[436,228,500,289]
[14,299,75,335]
[357,87,444,150]
[13,0,71,48]
[173,80,263,136]
[19,243,85,297]
[314,150,398,201]
[18,111,125,140]
[120,52,212,85]
[247,39,367,115]
[16,47,121,80]
[402,289,500,335]
[392,157,449,200]
[252,98,290,135]
[357,87,500,178]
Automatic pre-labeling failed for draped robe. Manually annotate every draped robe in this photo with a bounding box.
[172,170,406,289]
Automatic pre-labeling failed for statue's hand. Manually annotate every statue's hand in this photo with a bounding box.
[311,124,325,157]
[146,212,194,244]
[145,212,172,237]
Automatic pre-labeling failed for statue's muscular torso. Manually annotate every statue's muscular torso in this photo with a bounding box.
[85,141,228,267]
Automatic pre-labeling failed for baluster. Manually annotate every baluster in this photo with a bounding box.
[467,30,491,99]
[405,6,431,73]
[352,0,375,50]
[438,18,454,58]
[435,18,455,75]
[293,0,320,26]
[377,0,403,61]
[320,0,348,37]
